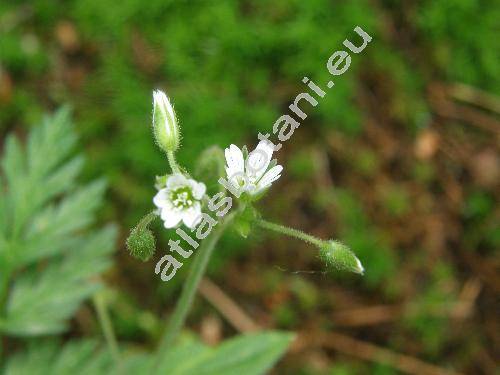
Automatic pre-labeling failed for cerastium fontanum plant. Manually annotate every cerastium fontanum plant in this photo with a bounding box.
[0,109,296,374]
[126,90,364,370]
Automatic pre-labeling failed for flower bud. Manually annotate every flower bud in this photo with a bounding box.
[152,89,180,153]
[127,226,156,262]
[319,240,364,274]
[126,212,158,262]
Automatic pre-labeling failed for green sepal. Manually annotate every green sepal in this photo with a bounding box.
[155,174,169,190]
[233,205,259,238]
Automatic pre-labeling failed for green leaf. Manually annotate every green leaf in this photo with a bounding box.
[26,107,77,181]
[3,226,116,336]
[0,135,26,235]
[18,180,107,267]
[2,331,293,375]
[0,109,117,337]
[1,108,79,237]
[156,331,294,375]
[2,340,112,375]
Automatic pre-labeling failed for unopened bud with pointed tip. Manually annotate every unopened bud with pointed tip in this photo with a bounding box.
[152,90,180,153]
[319,240,364,274]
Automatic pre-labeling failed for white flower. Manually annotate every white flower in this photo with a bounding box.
[153,174,206,229]
[225,140,283,196]
[152,89,180,152]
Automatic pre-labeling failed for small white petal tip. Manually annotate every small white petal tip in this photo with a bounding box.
[355,258,365,275]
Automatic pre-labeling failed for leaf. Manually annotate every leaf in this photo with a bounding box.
[41,155,85,207]
[2,331,293,374]
[155,336,209,374]
[2,339,112,375]
[26,107,77,181]
[18,180,107,267]
[192,331,294,375]
[2,226,116,336]
[0,135,26,235]
[0,109,117,337]
[1,108,78,237]
[156,331,295,375]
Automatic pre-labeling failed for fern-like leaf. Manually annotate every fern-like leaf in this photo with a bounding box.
[0,108,116,337]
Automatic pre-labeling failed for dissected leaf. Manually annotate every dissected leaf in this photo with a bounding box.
[19,180,107,267]
[0,109,117,337]
[3,226,116,336]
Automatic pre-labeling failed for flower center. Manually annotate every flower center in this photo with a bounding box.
[170,187,194,209]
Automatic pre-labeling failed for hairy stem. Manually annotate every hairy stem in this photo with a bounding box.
[167,151,180,174]
[93,292,121,366]
[255,219,325,248]
[137,210,158,231]
[154,211,237,367]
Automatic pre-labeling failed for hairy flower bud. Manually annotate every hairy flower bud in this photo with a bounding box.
[127,226,156,262]
[319,240,364,274]
[126,212,158,262]
[152,89,180,153]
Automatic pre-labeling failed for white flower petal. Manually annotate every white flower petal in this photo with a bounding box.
[153,189,170,208]
[160,207,182,228]
[247,141,273,181]
[153,90,166,119]
[255,165,283,193]
[225,167,246,186]
[153,173,207,230]
[154,90,175,122]
[190,181,206,200]
[167,173,188,189]
[355,257,364,274]
[256,140,275,159]
[245,182,259,194]
[225,144,244,177]
[182,202,202,228]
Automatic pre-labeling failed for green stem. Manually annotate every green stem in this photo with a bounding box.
[0,271,9,311]
[0,269,9,363]
[154,211,237,368]
[0,250,13,362]
[255,219,325,248]
[137,210,158,231]
[0,259,12,315]
[167,151,180,174]
[93,292,121,366]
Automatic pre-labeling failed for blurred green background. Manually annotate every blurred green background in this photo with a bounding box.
[0,0,498,373]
